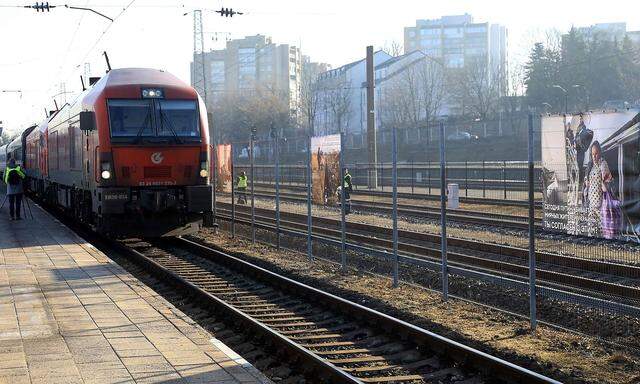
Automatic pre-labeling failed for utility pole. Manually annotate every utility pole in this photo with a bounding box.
[193,9,215,228]
[366,46,378,189]
[193,10,208,107]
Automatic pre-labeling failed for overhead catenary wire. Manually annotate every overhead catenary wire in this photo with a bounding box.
[49,0,91,101]
[58,0,137,88]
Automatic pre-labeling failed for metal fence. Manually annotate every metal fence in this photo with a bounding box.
[215,115,640,347]
[239,161,543,203]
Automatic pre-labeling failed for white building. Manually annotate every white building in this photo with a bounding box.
[575,22,627,42]
[313,50,448,139]
[313,50,392,136]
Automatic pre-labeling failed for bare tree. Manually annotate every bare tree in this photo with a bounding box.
[416,58,446,141]
[381,40,404,56]
[451,58,502,120]
[299,71,321,136]
[211,85,293,143]
[379,65,420,129]
[377,55,446,143]
[324,80,352,134]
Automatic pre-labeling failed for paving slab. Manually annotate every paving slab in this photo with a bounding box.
[0,195,272,384]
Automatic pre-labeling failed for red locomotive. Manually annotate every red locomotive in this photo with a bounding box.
[14,68,213,237]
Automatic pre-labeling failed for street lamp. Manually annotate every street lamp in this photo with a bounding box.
[572,84,584,111]
[552,85,568,115]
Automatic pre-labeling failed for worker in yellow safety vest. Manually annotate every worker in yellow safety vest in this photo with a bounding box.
[237,171,248,204]
[3,158,26,220]
[343,168,353,214]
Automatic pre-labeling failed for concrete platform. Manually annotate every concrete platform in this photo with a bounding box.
[0,195,271,384]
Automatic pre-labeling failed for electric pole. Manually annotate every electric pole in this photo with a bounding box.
[193,10,207,107]
[366,46,378,189]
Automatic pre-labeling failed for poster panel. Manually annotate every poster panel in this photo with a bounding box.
[541,110,640,241]
[215,143,232,193]
[311,134,341,205]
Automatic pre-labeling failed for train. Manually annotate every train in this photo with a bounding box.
[1,68,213,237]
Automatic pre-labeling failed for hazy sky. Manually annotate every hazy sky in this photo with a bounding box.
[1,0,639,134]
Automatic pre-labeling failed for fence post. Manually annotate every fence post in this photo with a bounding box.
[528,114,537,331]
[428,161,432,196]
[339,131,347,270]
[439,120,448,301]
[212,143,217,225]
[274,130,281,250]
[392,125,399,287]
[381,162,384,192]
[231,152,236,239]
[307,135,313,261]
[411,160,415,194]
[354,161,358,190]
[250,137,255,244]
[503,160,507,200]
[482,160,486,198]
[465,160,468,197]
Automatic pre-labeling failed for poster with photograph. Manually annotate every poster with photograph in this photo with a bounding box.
[311,134,341,205]
[215,144,232,193]
[541,110,640,241]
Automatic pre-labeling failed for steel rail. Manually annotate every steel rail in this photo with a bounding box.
[214,204,640,302]
[162,237,561,383]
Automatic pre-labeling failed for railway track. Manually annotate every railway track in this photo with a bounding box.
[216,202,640,307]
[250,182,543,208]
[117,236,560,383]
[245,188,540,230]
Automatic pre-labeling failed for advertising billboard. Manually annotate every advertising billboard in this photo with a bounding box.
[215,144,233,193]
[541,110,640,241]
[311,134,341,205]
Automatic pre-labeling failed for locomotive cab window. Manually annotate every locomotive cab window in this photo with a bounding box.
[108,99,200,141]
[108,100,154,137]
[156,100,200,138]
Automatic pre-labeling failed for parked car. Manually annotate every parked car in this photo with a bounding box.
[603,100,630,110]
[446,131,479,141]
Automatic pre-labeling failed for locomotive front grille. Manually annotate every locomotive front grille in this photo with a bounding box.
[144,166,171,178]
[183,166,193,178]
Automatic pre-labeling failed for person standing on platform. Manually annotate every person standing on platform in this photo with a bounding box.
[343,168,353,214]
[237,171,248,204]
[3,157,26,220]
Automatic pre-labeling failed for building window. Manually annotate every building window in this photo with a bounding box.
[238,48,256,76]
[420,28,439,36]
[466,26,487,34]
[445,55,464,68]
[443,27,463,37]
[210,61,225,89]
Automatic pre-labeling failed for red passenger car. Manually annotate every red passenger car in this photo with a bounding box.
[25,68,213,237]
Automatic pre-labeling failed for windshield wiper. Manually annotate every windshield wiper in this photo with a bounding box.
[133,109,152,144]
[157,102,183,144]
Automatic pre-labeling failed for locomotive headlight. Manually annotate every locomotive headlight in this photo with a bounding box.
[142,88,164,98]
[100,162,112,180]
[200,161,209,178]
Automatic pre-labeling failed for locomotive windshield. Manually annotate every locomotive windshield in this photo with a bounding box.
[156,100,199,138]
[108,100,154,137]
[107,99,200,141]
